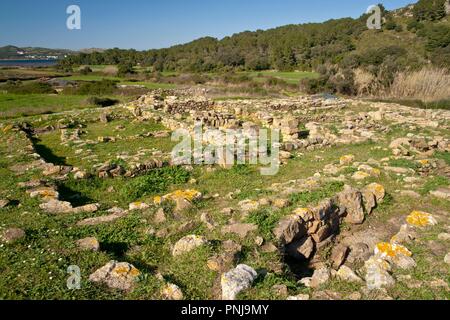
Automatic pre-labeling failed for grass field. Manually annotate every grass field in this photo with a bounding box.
[240,71,320,84]
[0,94,124,119]
[61,75,177,89]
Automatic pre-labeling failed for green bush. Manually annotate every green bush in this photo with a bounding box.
[117,63,136,77]
[413,0,447,21]
[64,79,118,95]
[2,81,56,94]
[86,96,119,107]
[80,66,93,75]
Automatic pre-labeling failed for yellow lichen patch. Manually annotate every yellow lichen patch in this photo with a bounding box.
[2,124,13,133]
[293,208,313,221]
[129,267,141,277]
[305,179,318,187]
[340,154,355,165]
[113,266,140,277]
[153,196,162,205]
[370,168,381,177]
[417,159,430,166]
[166,189,201,201]
[352,171,370,180]
[406,211,437,227]
[207,259,221,272]
[365,183,386,201]
[375,242,412,258]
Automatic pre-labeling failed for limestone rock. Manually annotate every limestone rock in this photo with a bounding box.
[347,242,371,264]
[364,183,386,203]
[129,202,150,211]
[0,199,10,208]
[89,261,141,291]
[286,236,315,261]
[445,253,450,265]
[1,228,25,243]
[310,267,331,288]
[352,171,370,181]
[273,215,306,245]
[391,224,416,244]
[153,208,166,224]
[330,245,349,269]
[336,186,365,225]
[77,237,100,251]
[406,211,437,227]
[273,198,290,209]
[340,155,355,166]
[201,212,217,230]
[430,188,450,200]
[172,235,208,256]
[161,283,184,300]
[222,223,257,239]
[238,199,260,212]
[364,256,395,290]
[39,200,72,213]
[336,266,363,283]
[221,264,257,300]
[287,294,310,300]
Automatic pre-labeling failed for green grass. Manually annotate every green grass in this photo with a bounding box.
[61,75,177,89]
[289,181,345,207]
[388,158,421,170]
[420,176,450,196]
[239,71,319,84]
[0,93,116,119]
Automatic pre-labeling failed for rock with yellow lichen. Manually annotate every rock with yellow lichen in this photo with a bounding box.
[406,211,437,227]
[352,171,370,181]
[89,261,141,291]
[129,201,150,211]
[375,242,412,259]
[238,199,260,212]
[221,264,257,300]
[340,154,355,166]
[172,235,208,256]
[161,283,184,300]
[76,237,100,251]
[2,124,14,133]
[375,242,416,270]
[293,208,314,222]
[154,189,202,212]
[365,183,386,202]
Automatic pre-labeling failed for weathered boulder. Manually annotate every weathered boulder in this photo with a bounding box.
[364,256,395,290]
[330,245,349,269]
[273,215,306,245]
[336,265,363,283]
[222,223,257,239]
[286,236,315,261]
[430,188,450,200]
[161,283,184,300]
[310,267,331,288]
[172,235,208,256]
[1,228,25,243]
[0,199,10,208]
[77,237,100,251]
[89,261,141,291]
[221,264,257,300]
[336,186,365,225]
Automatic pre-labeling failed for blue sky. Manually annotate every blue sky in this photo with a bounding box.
[0,0,415,50]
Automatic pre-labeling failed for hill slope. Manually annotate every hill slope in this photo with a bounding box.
[0,46,74,60]
[61,0,450,73]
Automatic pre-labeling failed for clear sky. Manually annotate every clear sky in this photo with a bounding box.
[0,0,415,50]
